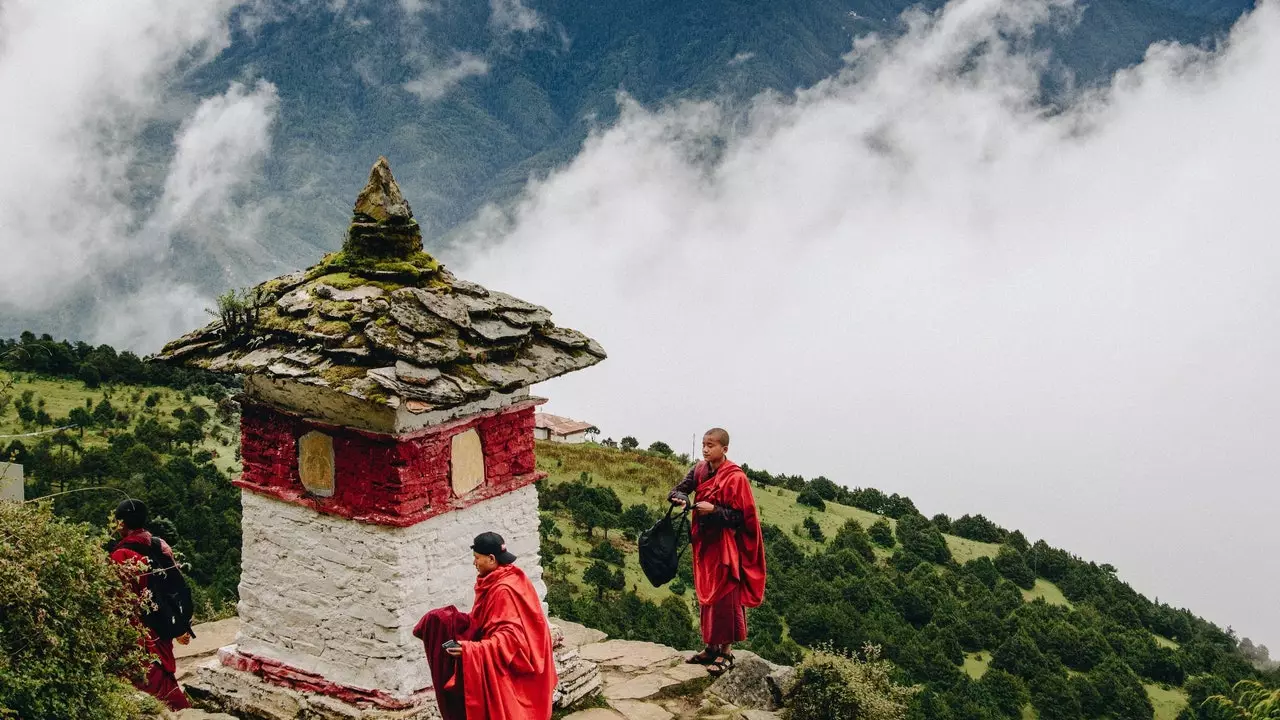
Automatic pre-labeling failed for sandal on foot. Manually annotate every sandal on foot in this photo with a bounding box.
[706,652,735,677]
[686,647,717,665]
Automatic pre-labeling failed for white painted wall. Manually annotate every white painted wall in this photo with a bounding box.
[236,485,543,698]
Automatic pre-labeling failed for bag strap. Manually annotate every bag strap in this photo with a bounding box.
[672,506,692,566]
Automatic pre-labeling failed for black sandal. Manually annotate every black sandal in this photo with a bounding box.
[706,652,735,676]
[686,647,717,665]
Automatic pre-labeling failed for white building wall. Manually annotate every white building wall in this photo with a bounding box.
[236,485,543,698]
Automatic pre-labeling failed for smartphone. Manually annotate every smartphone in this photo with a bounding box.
[442,639,461,651]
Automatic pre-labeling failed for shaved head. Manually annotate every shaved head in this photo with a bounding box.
[704,428,730,447]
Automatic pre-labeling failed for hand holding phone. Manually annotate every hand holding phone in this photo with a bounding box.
[442,639,462,656]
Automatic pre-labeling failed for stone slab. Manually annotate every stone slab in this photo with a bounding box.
[178,619,241,660]
[580,640,681,670]
[602,672,680,701]
[608,699,674,720]
[553,618,608,649]
[561,710,626,720]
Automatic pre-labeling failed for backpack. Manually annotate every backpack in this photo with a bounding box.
[638,505,690,587]
[118,537,196,641]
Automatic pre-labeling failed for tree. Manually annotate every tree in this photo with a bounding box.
[831,519,876,562]
[654,595,698,650]
[176,418,205,449]
[993,545,1036,590]
[804,516,826,543]
[584,560,625,600]
[647,441,673,456]
[34,408,52,427]
[1031,672,1083,720]
[808,476,842,501]
[991,629,1054,680]
[869,518,895,548]
[931,513,953,533]
[797,488,826,511]
[68,406,94,437]
[0,502,150,720]
[896,514,951,564]
[79,362,102,388]
[588,540,626,566]
[620,436,639,451]
[979,669,1030,719]
[619,504,656,537]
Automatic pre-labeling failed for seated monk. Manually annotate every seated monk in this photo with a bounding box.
[414,532,558,720]
[669,428,767,677]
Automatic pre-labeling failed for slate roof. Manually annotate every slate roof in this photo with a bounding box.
[534,413,597,436]
[156,157,605,413]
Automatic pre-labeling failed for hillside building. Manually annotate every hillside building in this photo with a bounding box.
[157,158,605,718]
[533,412,597,444]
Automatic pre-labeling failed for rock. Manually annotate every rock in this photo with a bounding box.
[276,287,315,315]
[553,619,608,649]
[580,640,683,670]
[765,665,795,709]
[402,287,471,328]
[608,699,674,720]
[561,710,625,720]
[662,662,709,683]
[173,710,239,720]
[468,317,531,343]
[394,360,441,386]
[353,157,414,224]
[603,672,681,700]
[389,296,452,336]
[741,710,783,720]
[707,651,784,710]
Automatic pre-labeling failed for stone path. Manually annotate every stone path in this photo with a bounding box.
[553,629,783,720]
[174,617,782,720]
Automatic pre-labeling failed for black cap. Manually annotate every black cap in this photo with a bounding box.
[115,498,148,530]
[472,532,517,565]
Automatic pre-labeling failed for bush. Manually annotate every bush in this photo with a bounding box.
[0,502,149,720]
[797,488,826,511]
[783,644,918,720]
[869,519,895,548]
[588,539,626,566]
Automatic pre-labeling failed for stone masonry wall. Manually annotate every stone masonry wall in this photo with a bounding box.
[236,485,543,699]
[238,401,538,525]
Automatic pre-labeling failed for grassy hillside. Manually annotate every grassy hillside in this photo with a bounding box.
[0,373,239,476]
[532,441,1272,720]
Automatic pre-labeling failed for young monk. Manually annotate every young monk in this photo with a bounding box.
[669,428,766,676]
[414,532,558,720]
[108,499,192,711]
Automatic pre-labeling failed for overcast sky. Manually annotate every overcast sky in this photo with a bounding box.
[459,0,1280,648]
[1,0,1276,649]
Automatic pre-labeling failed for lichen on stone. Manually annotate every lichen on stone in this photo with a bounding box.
[154,157,606,411]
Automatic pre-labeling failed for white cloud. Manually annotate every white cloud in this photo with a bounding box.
[0,0,279,348]
[489,0,542,34]
[403,52,490,101]
[458,0,1280,647]
[728,52,756,66]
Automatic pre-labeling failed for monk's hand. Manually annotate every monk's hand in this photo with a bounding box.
[446,645,463,657]
[694,501,715,516]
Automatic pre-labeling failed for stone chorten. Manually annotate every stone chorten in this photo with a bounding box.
[158,158,605,717]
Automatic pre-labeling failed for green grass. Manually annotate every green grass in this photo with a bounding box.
[1153,634,1180,650]
[0,372,239,477]
[1021,579,1073,608]
[963,651,992,679]
[1145,683,1189,720]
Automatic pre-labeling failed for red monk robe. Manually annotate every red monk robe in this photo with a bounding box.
[673,460,767,646]
[109,529,192,711]
[415,563,557,720]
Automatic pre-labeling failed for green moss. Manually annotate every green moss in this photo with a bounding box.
[256,308,308,335]
[320,366,367,386]
[310,320,351,336]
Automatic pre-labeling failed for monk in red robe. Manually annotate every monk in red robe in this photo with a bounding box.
[108,499,192,711]
[414,532,558,720]
[669,428,766,676]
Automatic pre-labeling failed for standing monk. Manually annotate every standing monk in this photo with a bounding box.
[414,532,558,720]
[108,499,192,711]
[669,428,766,676]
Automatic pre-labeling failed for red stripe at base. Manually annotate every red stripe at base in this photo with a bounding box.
[218,647,433,710]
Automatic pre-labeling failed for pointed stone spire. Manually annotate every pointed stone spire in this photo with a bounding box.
[343,157,424,259]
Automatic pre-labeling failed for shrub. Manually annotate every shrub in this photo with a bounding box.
[869,519,895,548]
[783,644,918,720]
[797,488,826,511]
[0,502,149,720]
